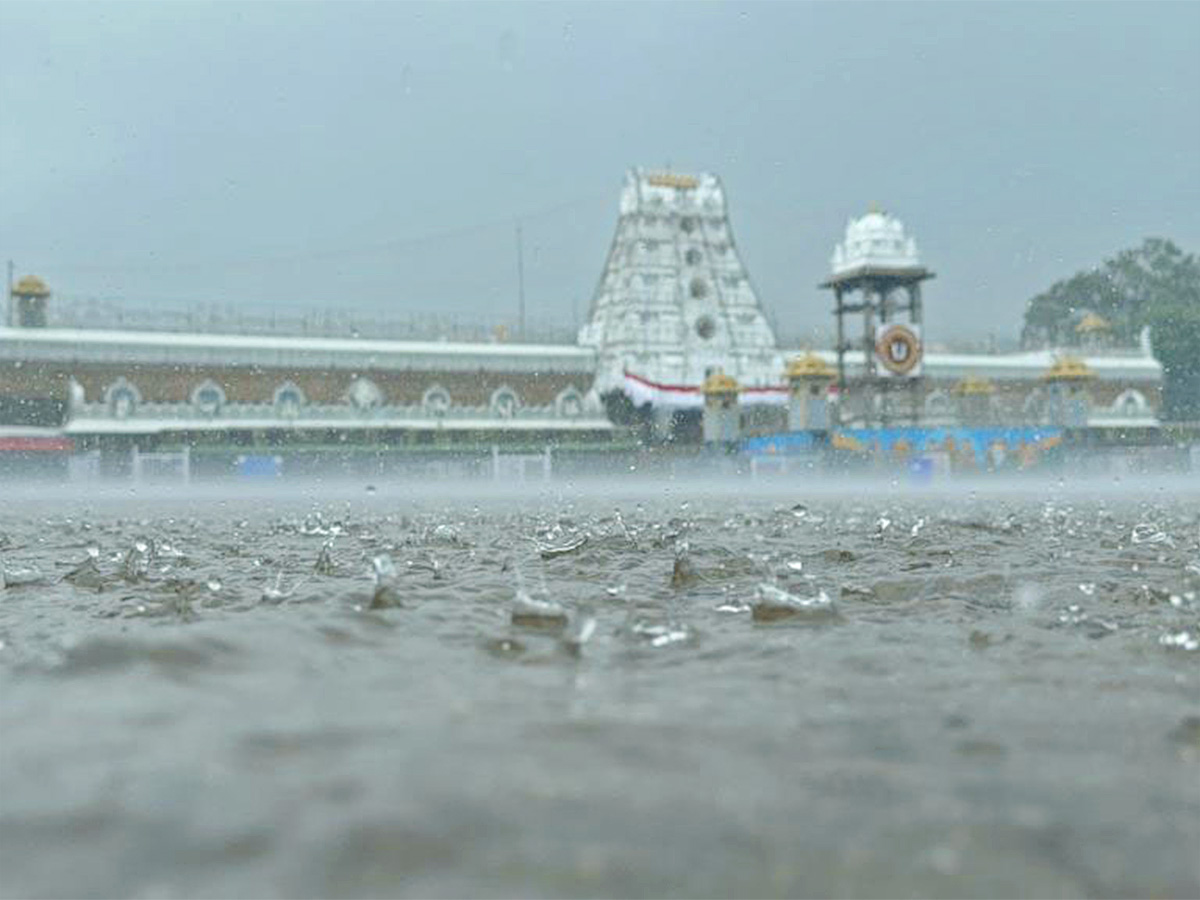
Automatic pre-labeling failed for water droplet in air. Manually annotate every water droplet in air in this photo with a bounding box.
[1159,631,1199,651]
[1130,523,1168,545]
[511,590,567,629]
[370,555,401,608]
[751,583,838,622]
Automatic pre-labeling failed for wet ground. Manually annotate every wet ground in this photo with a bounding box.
[1,478,1198,898]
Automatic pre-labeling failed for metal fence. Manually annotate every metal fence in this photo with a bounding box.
[47,296,579,345]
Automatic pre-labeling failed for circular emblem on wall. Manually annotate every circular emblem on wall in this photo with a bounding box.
[875,324,922,375]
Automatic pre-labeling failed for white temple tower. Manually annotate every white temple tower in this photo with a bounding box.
[821,209,933,426]
[578,169,780,398]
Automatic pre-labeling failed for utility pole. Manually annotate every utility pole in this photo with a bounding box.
[5,260,13,327]
[515,222,526,342]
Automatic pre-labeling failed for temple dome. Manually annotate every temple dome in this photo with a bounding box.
[701,370,739,395]
[785,352,835,380]
[1043,356,1094,382]
[12,275,50,297]
[953,375,996,396]
[1075,312,1112,334]
[831,209,921,275]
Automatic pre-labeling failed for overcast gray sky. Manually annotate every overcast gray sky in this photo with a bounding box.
[2,1,1197,344]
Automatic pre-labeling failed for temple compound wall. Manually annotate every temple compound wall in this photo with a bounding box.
[0,325,610,442]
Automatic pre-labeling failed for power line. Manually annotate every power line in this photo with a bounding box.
[515,221,526,341]
[23,189,612,276]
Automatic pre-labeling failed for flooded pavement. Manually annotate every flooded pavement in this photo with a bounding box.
[1,479,1198,898]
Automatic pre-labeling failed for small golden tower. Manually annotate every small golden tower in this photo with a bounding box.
[701,370,740,444]
[1043,356,1094,427]
[952,374,996,425]
[9,275,50,328]
[784,353,836,430]
[1075,312,1113,351]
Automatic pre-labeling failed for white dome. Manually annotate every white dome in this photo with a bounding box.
[831,209,921,275]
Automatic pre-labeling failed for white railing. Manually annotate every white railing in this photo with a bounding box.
[491,445,552,482]
[67,450,101,482]
[748,455,791,477]
[131,446,191,483]
[1087,406,1159,428]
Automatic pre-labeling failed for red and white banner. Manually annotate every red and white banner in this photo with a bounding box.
[0,435,74,452]
[622,370,788,409]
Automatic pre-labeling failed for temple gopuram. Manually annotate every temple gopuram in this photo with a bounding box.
[0,170,1168,477]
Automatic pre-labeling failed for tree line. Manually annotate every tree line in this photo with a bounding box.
[1021,238,1200,420]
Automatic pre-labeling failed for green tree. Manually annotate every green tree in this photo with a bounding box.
[1145,281,1200,421]
[1021,238,1200,420]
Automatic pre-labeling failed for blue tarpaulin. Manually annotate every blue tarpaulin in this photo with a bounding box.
[236,455,283,477]
[743,426,1064,469]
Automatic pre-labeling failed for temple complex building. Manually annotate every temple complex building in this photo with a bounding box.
[0,295,610,447]
[584,193,1162,434]
[0,168,1168,469]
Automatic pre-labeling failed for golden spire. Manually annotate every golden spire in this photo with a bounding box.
[953,374,996,396]
[701,370,740,396]
[11,275,49,297]
[785,352,835,380]
[1043,356,1095,382]
[1075,312,1112,334]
